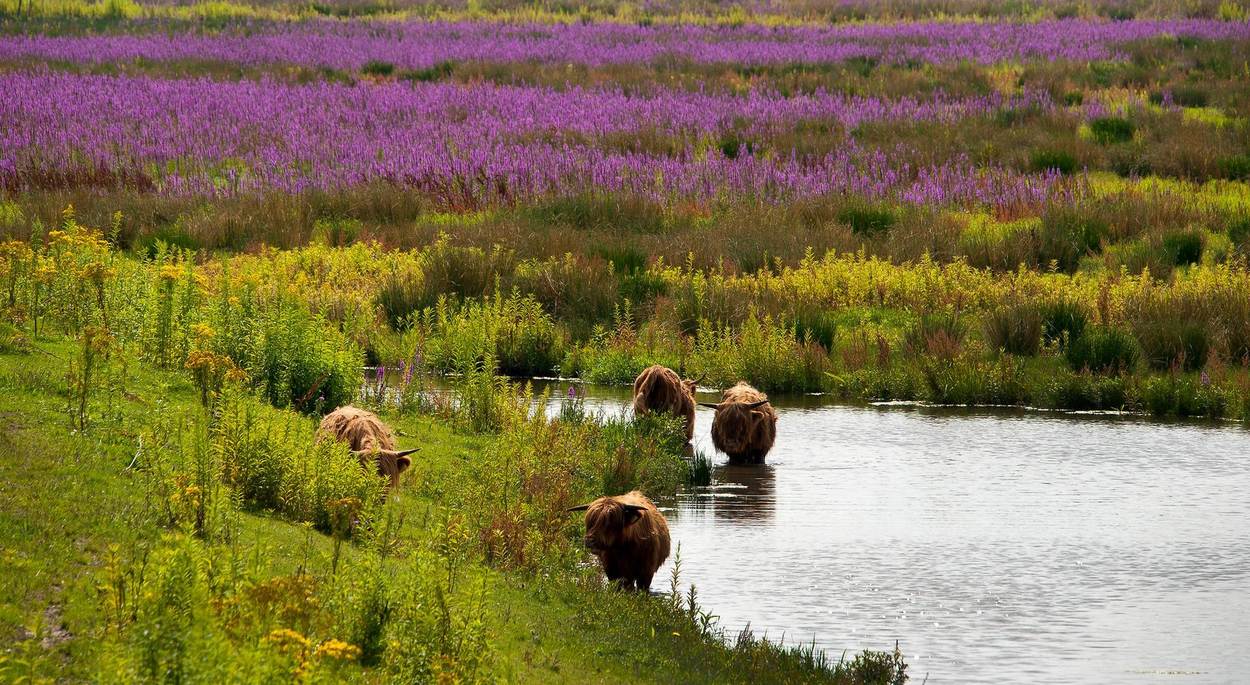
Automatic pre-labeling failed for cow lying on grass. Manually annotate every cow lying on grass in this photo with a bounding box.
[700,382,778,465]
[317,405,418,489]
[568,491,671,592]
[632,364,699,440]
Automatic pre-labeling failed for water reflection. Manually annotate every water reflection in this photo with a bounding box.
[681,464,777,524]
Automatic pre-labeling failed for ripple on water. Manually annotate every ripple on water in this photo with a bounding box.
[525,382,1250,683]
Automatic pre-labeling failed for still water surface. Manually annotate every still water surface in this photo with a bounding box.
[537,383,1250,684]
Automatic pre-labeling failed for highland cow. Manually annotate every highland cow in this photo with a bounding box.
[632,365,699,440]
[699,382,777,465]
[317,405,418,488]
[568,491,671,592]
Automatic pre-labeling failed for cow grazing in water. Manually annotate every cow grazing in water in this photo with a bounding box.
[632,365,699,440]
[699,382,777,465]
[317,405,418,488]
[568,491,671,592]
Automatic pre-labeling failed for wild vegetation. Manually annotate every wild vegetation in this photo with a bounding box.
[3,0,1250,680]
[0,216,906,682]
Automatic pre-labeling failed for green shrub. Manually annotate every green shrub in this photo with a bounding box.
[1030,149,1078,175]
[524,194,667,234]
[1150,86,1208,108]
[1173,86,1209,108]
[401,60,456,82]
[792,307,839,351]
[595,245,647,273]
[1219,154,1250,181]
[1161,230,1204,266]
[361,60,395,77]
[905,312,966,359]
[1038,369,1126,410]
[1065,326,1139,374]
[983,302,1042,356]
[1038,208,1108,272]
[1089,117,1136,144]
[310,216,362,247]
[420,293,565,377]
[136,227,199,260]
[211,390,383,530]
[1040,299,1088,347]
[1134,319,1209,371]
[1139,375,1230,418]
[691,314,829,392]
[251,303,363,413]
[1063,91,1085,107]
[836,202,896,237]
[378,267,427,330]
[1228,214,1250,247]
[687,448,713,487]
[718,132,754,159]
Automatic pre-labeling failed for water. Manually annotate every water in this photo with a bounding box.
[537,382,1250,684]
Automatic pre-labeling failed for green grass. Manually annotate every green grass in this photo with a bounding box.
[0,339,904,683]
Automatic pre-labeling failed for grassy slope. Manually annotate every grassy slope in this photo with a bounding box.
[0,341,861,683]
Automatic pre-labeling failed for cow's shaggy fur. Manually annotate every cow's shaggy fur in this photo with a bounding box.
[702,383,778,465]
[317,405,415,488]
[631,365,697,440]
[571,491,670,592]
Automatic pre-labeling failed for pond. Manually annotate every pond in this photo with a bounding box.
[535,381,1250,684]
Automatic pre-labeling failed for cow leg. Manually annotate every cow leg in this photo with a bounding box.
[636,574,654,593]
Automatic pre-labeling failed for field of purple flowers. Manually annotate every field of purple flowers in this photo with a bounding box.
[1,13,1248,235]
[3,6,1250,410]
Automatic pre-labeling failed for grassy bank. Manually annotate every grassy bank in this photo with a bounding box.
[0,239,907,682]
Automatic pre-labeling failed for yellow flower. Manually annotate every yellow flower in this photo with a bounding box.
[264,628,311,654]
[313,639,361,662]
[79,260,114,282]
[34,257,57,283]
[190,322,215,341]
[158,264,181,282]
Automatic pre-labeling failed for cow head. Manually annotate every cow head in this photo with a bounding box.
[354,447,418,488]
[567,498,648,554]
[698,399,770,456]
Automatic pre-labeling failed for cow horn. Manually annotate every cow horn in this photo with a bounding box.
[394,448,420,458]
[747,400,770,409]
[698,402,722,410]
[690,374,706,385]
[566,504,591,512]
[623,504,647,512]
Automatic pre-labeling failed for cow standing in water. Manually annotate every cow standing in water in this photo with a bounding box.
[632,365,699,440]
[568,491,671,592]
[700,382,777,465]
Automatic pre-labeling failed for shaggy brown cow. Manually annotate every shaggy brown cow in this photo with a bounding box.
[568,491,671,592]
[631,365,699,440]
[317,405,418,488]
[699,382,778,465]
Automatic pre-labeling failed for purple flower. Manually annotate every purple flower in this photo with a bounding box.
[0,71,1078,213]
[1201,370,1211,387]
